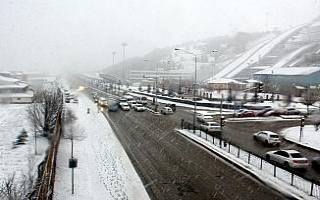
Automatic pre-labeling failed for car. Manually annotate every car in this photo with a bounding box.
[137,96,148,105]
[200,122,221,133]
[237,110,256,118]
[234,109,247,117]
[256,108,274,117]
[265,150,309,169]
[253,131,281,146]
[160,107,173,115]
[127,100,138,108]
[263,108,286,117]
[133,104,146,112]
[285,107,300,115]
[98,97,108,107]
[118,98,127,106]
[312,157,320,170]
[73,98,79,103]
[120,102,130,111]
[197,113,214,122]
[165,103,176,112]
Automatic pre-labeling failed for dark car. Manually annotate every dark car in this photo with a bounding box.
[312,157,320,170]
[238,110,256,118]
[165,103,176,112]
[256,108,273,117]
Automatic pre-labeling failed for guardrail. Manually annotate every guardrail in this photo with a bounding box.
[180,120,320,198]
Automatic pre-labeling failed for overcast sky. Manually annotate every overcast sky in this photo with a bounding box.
[0,0,319,73]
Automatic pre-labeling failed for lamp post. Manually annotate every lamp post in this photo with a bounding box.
[211,50,218,80]
[121,43,127,83]
[112,51,116,65]
[175,48,198,133]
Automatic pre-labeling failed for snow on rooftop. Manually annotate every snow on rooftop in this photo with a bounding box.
[206,78,242,84]
[255,67,320,76]
[0,75,20,83]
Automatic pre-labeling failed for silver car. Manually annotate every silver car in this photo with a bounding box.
[200,122,221,133]
[265,150,309,169]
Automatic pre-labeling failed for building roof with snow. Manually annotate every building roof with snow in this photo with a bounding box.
[206,78,243,84]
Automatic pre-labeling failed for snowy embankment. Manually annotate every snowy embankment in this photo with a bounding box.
[0,104,49,183]
[213,24,306,79]
[53,93,150,200]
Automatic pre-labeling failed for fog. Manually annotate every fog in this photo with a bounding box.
[0,0,319,73]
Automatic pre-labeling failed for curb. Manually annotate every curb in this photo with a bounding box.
[283,137,320,153]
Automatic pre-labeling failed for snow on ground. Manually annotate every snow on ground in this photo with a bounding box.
[53,93,150,200]
[0,104,49,182]
[281,125,320,151]
[214,24,305,79]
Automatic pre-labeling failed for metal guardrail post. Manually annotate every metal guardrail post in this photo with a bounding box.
[248,153,251,164]
[310,181,314,196]
[274,165,276,177]
[237,147,240,158]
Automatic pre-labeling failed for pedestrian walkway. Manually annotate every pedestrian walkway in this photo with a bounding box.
[53,93,150,200]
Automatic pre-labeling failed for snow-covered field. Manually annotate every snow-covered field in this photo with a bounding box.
[0,104,49,185]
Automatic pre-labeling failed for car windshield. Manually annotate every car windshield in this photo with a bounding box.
[290,153,303,158]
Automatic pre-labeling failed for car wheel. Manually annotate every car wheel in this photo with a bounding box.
[253,136,257,140]
[266,155,270,161]
[284,162,289,168]
[264,140,268,146]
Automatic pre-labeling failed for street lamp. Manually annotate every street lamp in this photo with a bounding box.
[175,48,198,133]
[211,50,218,80]
[112,51,116,65]
[121,43,127,83]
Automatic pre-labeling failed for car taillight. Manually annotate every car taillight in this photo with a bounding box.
[293,160,308,164]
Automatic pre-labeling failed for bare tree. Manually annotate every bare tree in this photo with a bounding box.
[304,88,319,115]
[26,86,63,137]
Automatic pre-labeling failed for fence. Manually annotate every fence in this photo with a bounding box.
[181,120,320,198]
[28,113,62,200]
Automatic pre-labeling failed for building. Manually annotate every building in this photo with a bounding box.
[254,67,320,86]
[205,78,246,91]
[129,70,191,84]
[0,75,33,103]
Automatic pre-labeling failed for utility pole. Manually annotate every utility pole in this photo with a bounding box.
[112,51,116,65]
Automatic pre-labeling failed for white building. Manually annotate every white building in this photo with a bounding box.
[0,75,33,103]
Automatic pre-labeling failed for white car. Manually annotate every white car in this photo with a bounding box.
[197,114,214,122]
[200,122,221,133]
[253,131,281,146]
[127,100,138,108]
[98,97,108,107]
[265,150,309,169]
[160,107,173,115]
[120,103,130,111]
[133,104,146,112]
